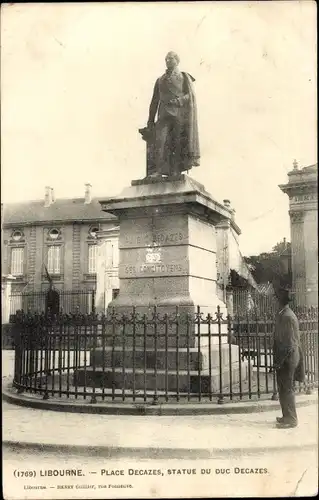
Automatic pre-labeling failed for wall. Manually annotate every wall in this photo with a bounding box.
[216,221,256,298]
[303,209,318,305]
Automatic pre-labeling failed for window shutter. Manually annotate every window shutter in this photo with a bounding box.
[54,246,61,273]
[88,245,97,274]
[48,247,53,273]
[11,247,24,275]
[48,246,61,274]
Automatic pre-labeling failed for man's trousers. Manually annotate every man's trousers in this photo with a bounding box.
[276,349,300,425]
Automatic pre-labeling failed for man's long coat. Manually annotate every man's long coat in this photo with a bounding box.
[273,305,305,382]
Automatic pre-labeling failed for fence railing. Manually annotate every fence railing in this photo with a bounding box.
[9,289,96,316]
[12,306,318,405]
[232,288,318,316]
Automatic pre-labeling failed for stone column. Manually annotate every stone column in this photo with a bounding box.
[290,210,306,306]
[279,162,318,307]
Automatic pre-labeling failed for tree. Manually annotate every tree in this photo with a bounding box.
[244,239,292,286]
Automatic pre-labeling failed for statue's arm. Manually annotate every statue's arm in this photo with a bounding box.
[148,79,160,125]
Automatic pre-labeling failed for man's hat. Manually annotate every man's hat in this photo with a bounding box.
[272,277,293,296]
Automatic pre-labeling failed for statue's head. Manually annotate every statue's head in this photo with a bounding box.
[165,51,180,70]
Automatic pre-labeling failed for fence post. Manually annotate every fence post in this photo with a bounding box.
[217,306,224,405]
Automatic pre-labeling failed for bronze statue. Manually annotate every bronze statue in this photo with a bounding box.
[139,52,200,178]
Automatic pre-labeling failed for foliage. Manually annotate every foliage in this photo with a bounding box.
[244,239,292,285]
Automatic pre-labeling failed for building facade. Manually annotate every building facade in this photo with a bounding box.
[2,185,119,312]
[279,161,318,307]
[3,187,255,313]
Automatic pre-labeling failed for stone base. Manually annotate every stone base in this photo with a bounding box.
[89,344,238,370]
[74,345,248,394]
[73,363,248,394]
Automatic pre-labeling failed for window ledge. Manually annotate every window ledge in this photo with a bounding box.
[10,275,25,280]
[84,273,97,280]
[41,274,64,281]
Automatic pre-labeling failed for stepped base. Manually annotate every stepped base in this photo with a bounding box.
[74,362,248,394]
[90,344,240,371]
[74,344,247,394]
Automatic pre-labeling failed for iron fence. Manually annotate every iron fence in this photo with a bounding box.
[9,289,96,317]
[232,288,318,316]
[233,289,277,316]
[12,306,318,405]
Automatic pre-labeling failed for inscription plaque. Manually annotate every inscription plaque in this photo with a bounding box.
[291,193,317,203]
[120,243,188,278]
[121,230,187,248]
[123,262,185,277]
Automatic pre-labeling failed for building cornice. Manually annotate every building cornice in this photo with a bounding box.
[279,180,318,196]
[96,226,120,240]
[3,218,117,229]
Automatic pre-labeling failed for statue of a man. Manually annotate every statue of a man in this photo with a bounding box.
[140,52,200,178]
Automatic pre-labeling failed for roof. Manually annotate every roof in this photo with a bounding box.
[2,197,116,226]
[279,162,318,194]
[302,163,317,173]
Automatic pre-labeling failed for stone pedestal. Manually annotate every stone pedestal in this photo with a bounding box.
[74,175,246,395]
[100,175,230,312]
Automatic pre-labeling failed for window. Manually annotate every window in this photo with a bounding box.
[11,247,24,275]
[88,244,97,274]
[47,246,61,274]
[12,230,23,242]
[87,290,95,313]
[48,228,60,240]
[89,226,99,239]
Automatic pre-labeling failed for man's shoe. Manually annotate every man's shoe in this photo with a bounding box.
[276,417,285,423]
[276,421,298,429]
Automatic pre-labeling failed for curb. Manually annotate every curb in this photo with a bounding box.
[3,440,317,460]
[2,384,318,415]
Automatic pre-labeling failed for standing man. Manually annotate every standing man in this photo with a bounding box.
[145,51,200,177]
[273,285,304,428]
[44,264,60,316]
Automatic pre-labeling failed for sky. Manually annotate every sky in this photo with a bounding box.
[1,1,317,256]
